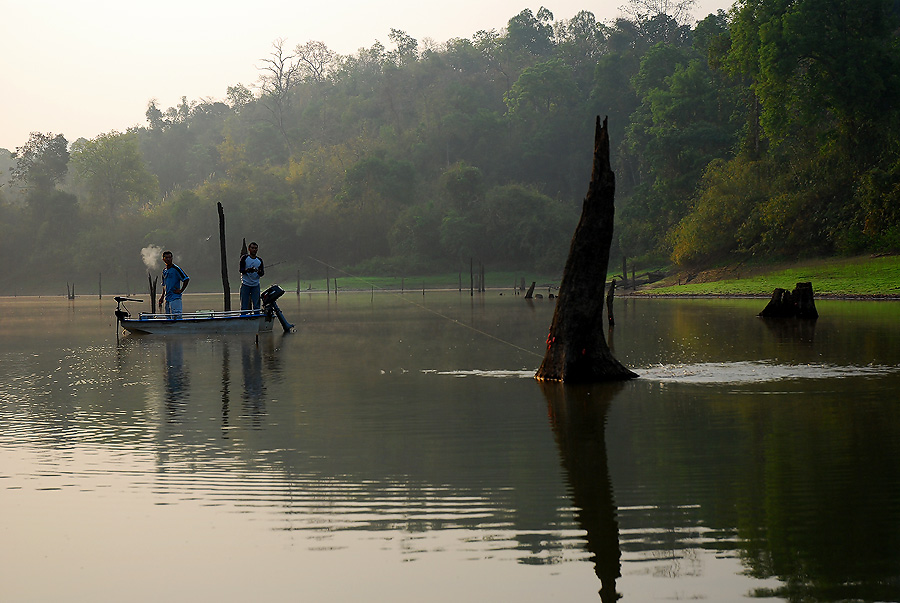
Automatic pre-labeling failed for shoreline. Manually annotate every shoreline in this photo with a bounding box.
[623,292,900,301]
[4,288,898,301]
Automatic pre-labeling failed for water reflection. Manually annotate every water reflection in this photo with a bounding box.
[240,339,266,425]
[758,316,817,344]
[4,294,900,602]
[164,339,189,416]
[541,381,624,602]
[221,337,232,436]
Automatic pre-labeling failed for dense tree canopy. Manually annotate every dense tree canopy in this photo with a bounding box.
[2,0,899,294]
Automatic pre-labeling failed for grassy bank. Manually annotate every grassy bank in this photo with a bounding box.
[634,254,900,298]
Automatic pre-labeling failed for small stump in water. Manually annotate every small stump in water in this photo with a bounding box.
[758,282,818,319]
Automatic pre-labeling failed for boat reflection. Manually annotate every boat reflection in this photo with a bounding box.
[241,339,266,425]
[220,336,284,435]
[540,381,624,602]
[164,338,190,416]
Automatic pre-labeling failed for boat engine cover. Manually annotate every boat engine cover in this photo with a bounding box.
[261,284,285,306]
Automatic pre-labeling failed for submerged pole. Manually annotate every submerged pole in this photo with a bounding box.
[218,202,231,311]
[606,278,616,327]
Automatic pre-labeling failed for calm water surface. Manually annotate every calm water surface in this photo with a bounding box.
[1,292,899,602]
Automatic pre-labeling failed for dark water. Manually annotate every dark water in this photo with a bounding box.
[1,292,898,601]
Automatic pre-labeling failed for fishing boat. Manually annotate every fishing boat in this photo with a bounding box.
[115,285,294,335]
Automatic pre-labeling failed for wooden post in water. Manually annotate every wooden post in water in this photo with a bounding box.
[524,281,536,299]
[606,278,616,327]
[470,258,474,297]
[535,117,636,383]
[217,202,231,311]
[148,272,158,313]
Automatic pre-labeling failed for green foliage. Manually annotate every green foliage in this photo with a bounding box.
[670,158,772,264]
[6,2,900,294]
[10,132,69,190]
[70,131,159,217]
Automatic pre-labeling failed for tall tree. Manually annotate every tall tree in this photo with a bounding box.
[294,40,339,82]
[70,131,159,218]
[258,38,302,155]
[727,0,900,150]
[622,0,697,24]
[10,132,69,190]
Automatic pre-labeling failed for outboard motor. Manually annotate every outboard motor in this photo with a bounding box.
[261,284,294,333]
[261,284,284,306]
[114,296,143,322]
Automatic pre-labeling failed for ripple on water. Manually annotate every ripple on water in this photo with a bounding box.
[636,361,899,384]
[422,369,535,379]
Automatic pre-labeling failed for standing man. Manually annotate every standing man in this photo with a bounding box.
[159,250,190,316]
[239,241,265,311]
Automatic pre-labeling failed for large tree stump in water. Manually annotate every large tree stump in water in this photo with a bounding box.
[536,117,637,382]
[758,282,818,319]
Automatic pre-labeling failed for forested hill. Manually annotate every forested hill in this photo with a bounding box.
[3,0,900,295]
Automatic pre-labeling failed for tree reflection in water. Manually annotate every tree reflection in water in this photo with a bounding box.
[541,381,625,602]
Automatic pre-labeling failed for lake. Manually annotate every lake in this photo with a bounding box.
[1,291,899,602]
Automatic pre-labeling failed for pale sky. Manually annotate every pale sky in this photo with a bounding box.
[0,0,732,151]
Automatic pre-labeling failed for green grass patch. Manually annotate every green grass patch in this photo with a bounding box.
[641,255,900,297]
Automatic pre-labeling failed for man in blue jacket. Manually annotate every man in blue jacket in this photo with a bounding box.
[239,241,265,311]
[158,250,189,316]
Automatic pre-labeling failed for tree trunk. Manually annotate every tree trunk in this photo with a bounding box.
[535,117,637,382]
[524,281,536,299]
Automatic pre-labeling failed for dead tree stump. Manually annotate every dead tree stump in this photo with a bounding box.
[535,117,637,382]
[758,282,818,319]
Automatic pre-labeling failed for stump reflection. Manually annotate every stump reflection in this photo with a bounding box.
[540,381,624,601]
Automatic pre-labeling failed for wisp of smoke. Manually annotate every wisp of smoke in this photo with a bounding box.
[141,245,163,271]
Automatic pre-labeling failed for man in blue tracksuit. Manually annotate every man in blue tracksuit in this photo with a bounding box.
[239,241,265,311]
[158,250,189,316]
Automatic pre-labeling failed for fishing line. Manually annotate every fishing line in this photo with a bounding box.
[306,256,543,359]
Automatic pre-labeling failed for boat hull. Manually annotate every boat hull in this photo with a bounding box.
[119,310,270,335]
